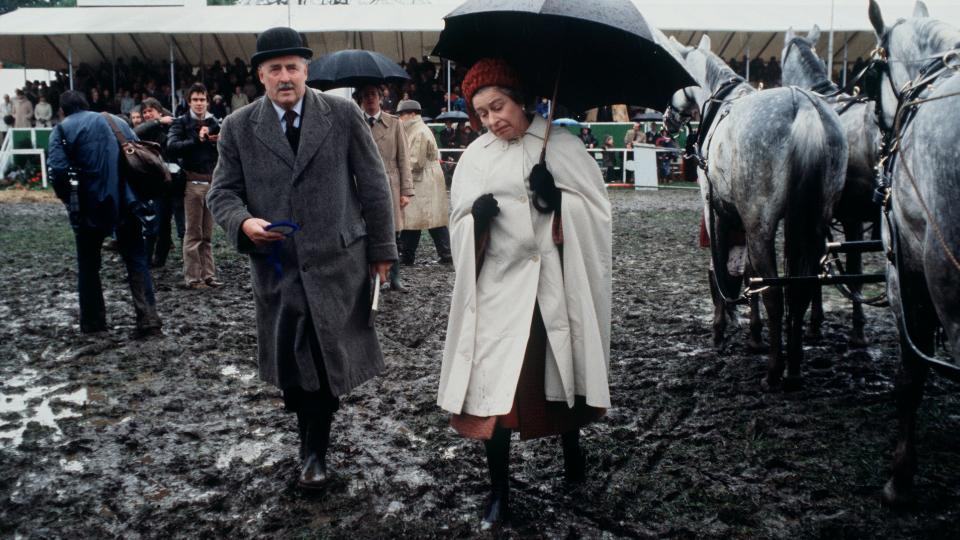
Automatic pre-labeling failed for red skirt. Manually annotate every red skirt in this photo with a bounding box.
[450,305,605,440]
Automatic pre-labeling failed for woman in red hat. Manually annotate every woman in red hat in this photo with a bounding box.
[438,58,612,530]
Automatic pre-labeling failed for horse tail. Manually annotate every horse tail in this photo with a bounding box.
[784,91,832,282]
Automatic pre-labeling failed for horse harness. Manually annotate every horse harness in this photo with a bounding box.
[868,41,960,375]
[688,76,746,173]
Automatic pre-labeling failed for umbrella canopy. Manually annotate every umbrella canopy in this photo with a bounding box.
[307,49,410,91]
[552,118,581,126]
[432,0,695,112]
[435,110,469,122]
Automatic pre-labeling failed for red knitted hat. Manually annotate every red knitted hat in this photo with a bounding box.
[461,58,523,130]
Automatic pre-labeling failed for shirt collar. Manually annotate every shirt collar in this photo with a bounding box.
[481,114,545,148]
[271,96,304,122]
[365,110,382,123]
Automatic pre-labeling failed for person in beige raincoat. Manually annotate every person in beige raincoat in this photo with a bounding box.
[396,99,452,265]
[438,58,612,530]
[357,84,414,291]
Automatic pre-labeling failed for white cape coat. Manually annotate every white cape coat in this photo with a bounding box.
[438,116,612,416]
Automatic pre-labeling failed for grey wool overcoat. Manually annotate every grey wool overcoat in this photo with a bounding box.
[207,89,397,396]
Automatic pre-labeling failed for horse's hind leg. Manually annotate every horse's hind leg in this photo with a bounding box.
[844,219,867,348]
[745,266,766,352]
[708,268,728,348]
[883,273,934,506]
[749,236,784,389]
[785,280,815,391]
[807,285,824,342]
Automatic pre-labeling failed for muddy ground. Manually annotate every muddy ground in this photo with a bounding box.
[1,189,957,539]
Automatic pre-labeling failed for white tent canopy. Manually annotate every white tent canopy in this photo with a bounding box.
[0,1,956,73]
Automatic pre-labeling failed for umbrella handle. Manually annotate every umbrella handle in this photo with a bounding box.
[540,61,563,164]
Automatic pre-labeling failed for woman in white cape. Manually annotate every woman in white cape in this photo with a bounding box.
[438,58,612,529]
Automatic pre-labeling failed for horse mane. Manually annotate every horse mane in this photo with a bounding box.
[703,50,741,91]
[912,18,960,55]
[795,39,830,79]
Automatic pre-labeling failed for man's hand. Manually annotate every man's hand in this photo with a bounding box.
[399,195,411,208]
[199,126,210,141]
[160,116,174,125]
[242,218,285,247]
[370,261,392,283]
[208,134,220,143]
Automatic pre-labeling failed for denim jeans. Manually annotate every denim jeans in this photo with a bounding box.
[75,215,162,333]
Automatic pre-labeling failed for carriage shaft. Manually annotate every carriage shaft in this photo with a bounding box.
[825,240,884,254]
[748,273,886,287]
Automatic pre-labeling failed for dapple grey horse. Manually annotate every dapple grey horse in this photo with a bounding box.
[867,0,960,506]
[781,26,883,347]
[664,35,847,390]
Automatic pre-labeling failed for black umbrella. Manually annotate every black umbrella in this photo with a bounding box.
[435,110,469,122]
[307,49,410,91]
[432,0,694,112]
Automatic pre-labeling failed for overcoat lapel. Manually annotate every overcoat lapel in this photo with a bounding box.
[252,97,295,170]
[292,89,332,181]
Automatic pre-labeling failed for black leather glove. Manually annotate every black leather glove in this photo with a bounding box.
[471,193,500,229]
[529,162,561,213]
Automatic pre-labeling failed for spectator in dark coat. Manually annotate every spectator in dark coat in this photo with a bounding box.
[579,126,598,148]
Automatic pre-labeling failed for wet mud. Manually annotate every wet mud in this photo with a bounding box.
[1,190,958,538]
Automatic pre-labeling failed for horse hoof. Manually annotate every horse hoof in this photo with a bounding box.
[782,376,804,392]
[848,334,869,349]
[746,339,768,353]
[882,478,915,508]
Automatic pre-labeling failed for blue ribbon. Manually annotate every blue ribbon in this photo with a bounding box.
[265,220,301,279]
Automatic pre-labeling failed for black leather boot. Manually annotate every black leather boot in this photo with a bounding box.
[388,263,408,292]
[299,412,333,490]
[561,430,586,484]
[296,411,307,462]
[481,427,511,530]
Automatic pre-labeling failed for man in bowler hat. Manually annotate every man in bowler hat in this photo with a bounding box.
[207,27,397,490]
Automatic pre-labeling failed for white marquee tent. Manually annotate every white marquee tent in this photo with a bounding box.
[0,0,956,83]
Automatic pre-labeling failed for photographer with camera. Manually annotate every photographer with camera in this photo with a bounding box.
[167,82,221,290]
[46,90,163,338]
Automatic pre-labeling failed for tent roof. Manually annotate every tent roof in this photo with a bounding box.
[0,1,957,70]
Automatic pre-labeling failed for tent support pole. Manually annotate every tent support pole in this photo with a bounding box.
[111,35,117,96]
[446,60,451,112]
[842,40,848,87]
[170,41,176,114]
[68,39,74,90]
[745,45,750,82]
[827,0,836,79]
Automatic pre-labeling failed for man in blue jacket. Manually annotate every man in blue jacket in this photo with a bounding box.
[47,90,163,337]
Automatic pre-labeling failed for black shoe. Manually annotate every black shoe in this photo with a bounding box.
[400,258,415,266]
[480,489,509,531]
[132,325,163,340]
[298,413,333,490]
[299,452,330,490]
[390,279,408,292]
[438,255,453,265]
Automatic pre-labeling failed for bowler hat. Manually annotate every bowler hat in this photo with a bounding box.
[251,27,313,69]
[396,100,422,114]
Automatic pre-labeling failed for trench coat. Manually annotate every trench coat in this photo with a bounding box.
[13,97,33,128]
[438,116,613,416]
[400,117,449,231]
[369,112,414,231]
[207,90,397,396]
